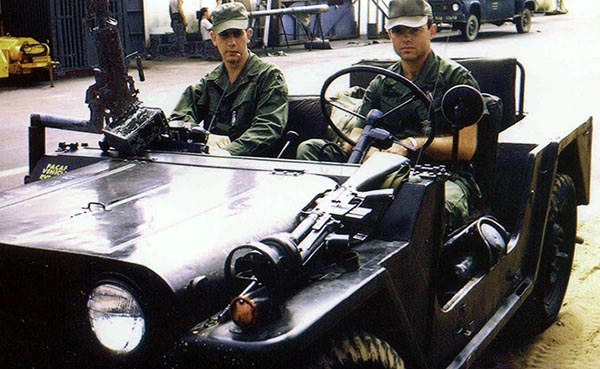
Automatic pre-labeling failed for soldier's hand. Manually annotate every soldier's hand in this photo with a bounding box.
[384,143,410,157]
[207,134,231,149]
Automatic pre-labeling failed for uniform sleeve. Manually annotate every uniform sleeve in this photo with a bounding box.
[452,66,486,115]
[168,80,207,125]
[452,65,480,91]
[226,68,288,156]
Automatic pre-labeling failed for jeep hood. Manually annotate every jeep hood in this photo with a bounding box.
[0,159,338,291]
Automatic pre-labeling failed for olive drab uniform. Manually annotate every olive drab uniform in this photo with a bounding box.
[358,51,483,230]
[356,51,479,138]
[169,51,288,157]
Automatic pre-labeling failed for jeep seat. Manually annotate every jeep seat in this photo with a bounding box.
[471,94,502,210]
[276,95,328,159]
[453,57,524,132]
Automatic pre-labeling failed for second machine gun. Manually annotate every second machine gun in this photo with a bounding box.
[31,0,208,158]
[85,0,168,156]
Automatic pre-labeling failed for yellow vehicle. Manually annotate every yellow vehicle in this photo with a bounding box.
[0,36,57,86]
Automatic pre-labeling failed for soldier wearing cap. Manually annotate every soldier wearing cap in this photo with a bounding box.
[297,0,482,230]
[169,2,288,157]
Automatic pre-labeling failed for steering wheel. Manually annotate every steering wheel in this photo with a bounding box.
[319,65,433,147]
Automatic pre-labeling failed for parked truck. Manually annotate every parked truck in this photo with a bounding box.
[429,0,537,41]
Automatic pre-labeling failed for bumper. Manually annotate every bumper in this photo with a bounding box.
[434,14,467,23]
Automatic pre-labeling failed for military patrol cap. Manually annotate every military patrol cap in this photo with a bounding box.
[211,2,249,35]
[385,0,433,30]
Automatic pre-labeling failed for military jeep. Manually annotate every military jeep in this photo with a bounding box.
[0,1,593,368]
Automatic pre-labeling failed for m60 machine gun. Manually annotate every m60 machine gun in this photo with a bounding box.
[223,153,410,329]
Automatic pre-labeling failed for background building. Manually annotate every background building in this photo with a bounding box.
[0,0,361,75]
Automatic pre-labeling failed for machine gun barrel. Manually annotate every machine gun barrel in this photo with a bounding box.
[84,0,167,156]
[31,114,93,133]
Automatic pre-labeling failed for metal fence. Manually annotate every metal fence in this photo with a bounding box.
[50,0,88,73]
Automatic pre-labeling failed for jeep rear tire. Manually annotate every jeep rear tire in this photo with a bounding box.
[461,14,480,41]
[512,173,577,336]
[515,8,532,33]
[305,330,405,369]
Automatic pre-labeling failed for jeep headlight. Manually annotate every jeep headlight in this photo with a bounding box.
[87,283,146,354]
[452,3,460,11]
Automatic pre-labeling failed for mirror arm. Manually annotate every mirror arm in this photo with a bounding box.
[452,128,460,171]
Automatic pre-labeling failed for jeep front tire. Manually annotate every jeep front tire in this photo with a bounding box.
[304,330,405,369]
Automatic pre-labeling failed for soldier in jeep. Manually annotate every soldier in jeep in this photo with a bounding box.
[297,0,482,229]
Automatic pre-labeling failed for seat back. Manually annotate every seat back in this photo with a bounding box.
[453,58,523,132]
[276,95,328,158]
[471,94,502,209]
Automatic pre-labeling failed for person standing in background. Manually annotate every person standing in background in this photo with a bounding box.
[170,0,188,55]
[197,6,220,60]
[199,7,212,41]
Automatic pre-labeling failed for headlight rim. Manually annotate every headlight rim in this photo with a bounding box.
[87,277,147,356]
